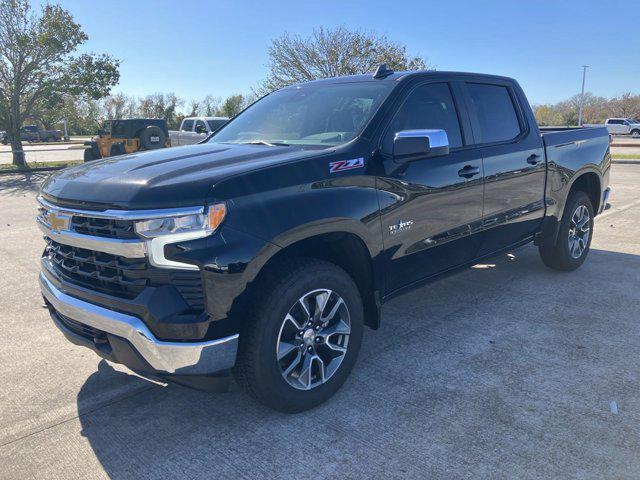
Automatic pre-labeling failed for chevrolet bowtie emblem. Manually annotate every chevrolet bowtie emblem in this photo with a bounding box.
[46,211,70,231]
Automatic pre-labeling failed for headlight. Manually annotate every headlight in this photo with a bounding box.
[134,203,226,238]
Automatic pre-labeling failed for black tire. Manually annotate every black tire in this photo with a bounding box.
[138,125,166,150]
[83,148,95,162]
[539,191,594,271]
[631,129,640,137]
[234,258,364,413]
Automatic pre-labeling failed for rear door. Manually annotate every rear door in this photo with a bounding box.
[607,119,623,134]
[378,80,485,293]
[462,80,545,255]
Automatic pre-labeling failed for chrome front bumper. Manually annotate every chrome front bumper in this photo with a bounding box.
[40,273,238,375]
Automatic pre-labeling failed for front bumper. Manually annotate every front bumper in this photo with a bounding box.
[40,272,238,377]
[599,186,612,214]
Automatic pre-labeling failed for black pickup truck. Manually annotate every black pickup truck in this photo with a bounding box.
[37,68,611,412]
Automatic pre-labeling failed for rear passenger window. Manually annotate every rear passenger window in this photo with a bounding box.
[466,83,521,144]
[383,83,463,152]
[181,119,194,132]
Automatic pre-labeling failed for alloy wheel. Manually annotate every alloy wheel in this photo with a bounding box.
[276,289,351,390]
[568,204,590,259]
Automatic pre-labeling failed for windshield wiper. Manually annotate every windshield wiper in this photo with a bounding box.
[239,140,290,147]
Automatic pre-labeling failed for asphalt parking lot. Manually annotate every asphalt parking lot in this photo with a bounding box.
[1,164,639,479]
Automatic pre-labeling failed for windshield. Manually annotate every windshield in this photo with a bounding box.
[207,119,227,132]
[210,81,395,148]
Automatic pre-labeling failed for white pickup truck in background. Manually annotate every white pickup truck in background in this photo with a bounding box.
[604,118,640,136]
[169,116,229,146]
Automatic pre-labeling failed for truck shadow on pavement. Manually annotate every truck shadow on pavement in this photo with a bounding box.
[0,172,49,196]
[76,246,640,479]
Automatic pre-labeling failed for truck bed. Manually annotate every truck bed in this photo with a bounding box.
[541,126,610,165]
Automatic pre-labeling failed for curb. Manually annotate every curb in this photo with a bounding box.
[612,160,640,165]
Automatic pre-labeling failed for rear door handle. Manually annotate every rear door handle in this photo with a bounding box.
[527,154,541,165]
[458,165,480,178]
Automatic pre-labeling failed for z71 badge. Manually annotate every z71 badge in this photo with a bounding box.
[329,157,364,173]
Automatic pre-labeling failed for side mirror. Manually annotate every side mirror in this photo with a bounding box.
[393,129,449,163]
[195,125,207,134]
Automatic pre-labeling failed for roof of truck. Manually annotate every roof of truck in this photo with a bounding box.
[283,70,516,88]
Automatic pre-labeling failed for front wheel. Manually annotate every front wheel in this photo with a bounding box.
[83,147,95,162]
[234,258,364,413]
[539,191,594,271]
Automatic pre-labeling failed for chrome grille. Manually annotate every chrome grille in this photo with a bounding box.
[44,238,204,310]
[70,216,137,239]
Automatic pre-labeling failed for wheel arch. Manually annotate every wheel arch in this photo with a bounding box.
[567,170,601,214]
[536,167,602,248]
[249,228,381,330]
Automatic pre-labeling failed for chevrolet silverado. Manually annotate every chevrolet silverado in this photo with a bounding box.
[37,67,611,412]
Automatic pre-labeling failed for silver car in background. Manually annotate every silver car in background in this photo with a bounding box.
[169,116,229,146]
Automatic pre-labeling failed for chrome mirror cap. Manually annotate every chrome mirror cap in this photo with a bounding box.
[393,129,450,163]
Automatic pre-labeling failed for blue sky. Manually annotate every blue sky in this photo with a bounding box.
[55,0,639,105]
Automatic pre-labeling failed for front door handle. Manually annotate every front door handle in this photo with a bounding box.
[458,165,480,178]
[527,154,541,165]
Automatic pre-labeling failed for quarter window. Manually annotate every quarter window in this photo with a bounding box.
[466,83,521,144]
[383,82,463,152]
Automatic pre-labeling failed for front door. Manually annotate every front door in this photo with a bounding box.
[377,81,484,294]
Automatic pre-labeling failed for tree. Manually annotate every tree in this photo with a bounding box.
[138,92,183,128]
[103,93,136,120]
[0,0,119,166]
[219,94,246,118]
[611,92,640,119]
[201,95,222,116]
[259,26,430,93]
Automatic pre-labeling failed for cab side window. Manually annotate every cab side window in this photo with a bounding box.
[466,83,521,144]
[383,82,463,153]
[181,119,194,132]
[194,120,207,133]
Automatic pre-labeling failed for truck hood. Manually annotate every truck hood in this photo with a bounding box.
[41,143,315,209]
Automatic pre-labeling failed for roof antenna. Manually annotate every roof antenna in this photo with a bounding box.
[373,63,394,79]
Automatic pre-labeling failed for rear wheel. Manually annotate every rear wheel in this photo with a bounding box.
[234,258,364,413]
[539,191,594,271]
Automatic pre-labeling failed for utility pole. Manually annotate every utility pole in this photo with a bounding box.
[60,119,69,141]
[577,65,589,127]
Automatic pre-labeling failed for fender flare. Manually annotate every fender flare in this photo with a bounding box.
[540,165,603,247]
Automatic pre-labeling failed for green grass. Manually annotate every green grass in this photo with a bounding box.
[0,160,83,172]
[611,153,640,160]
